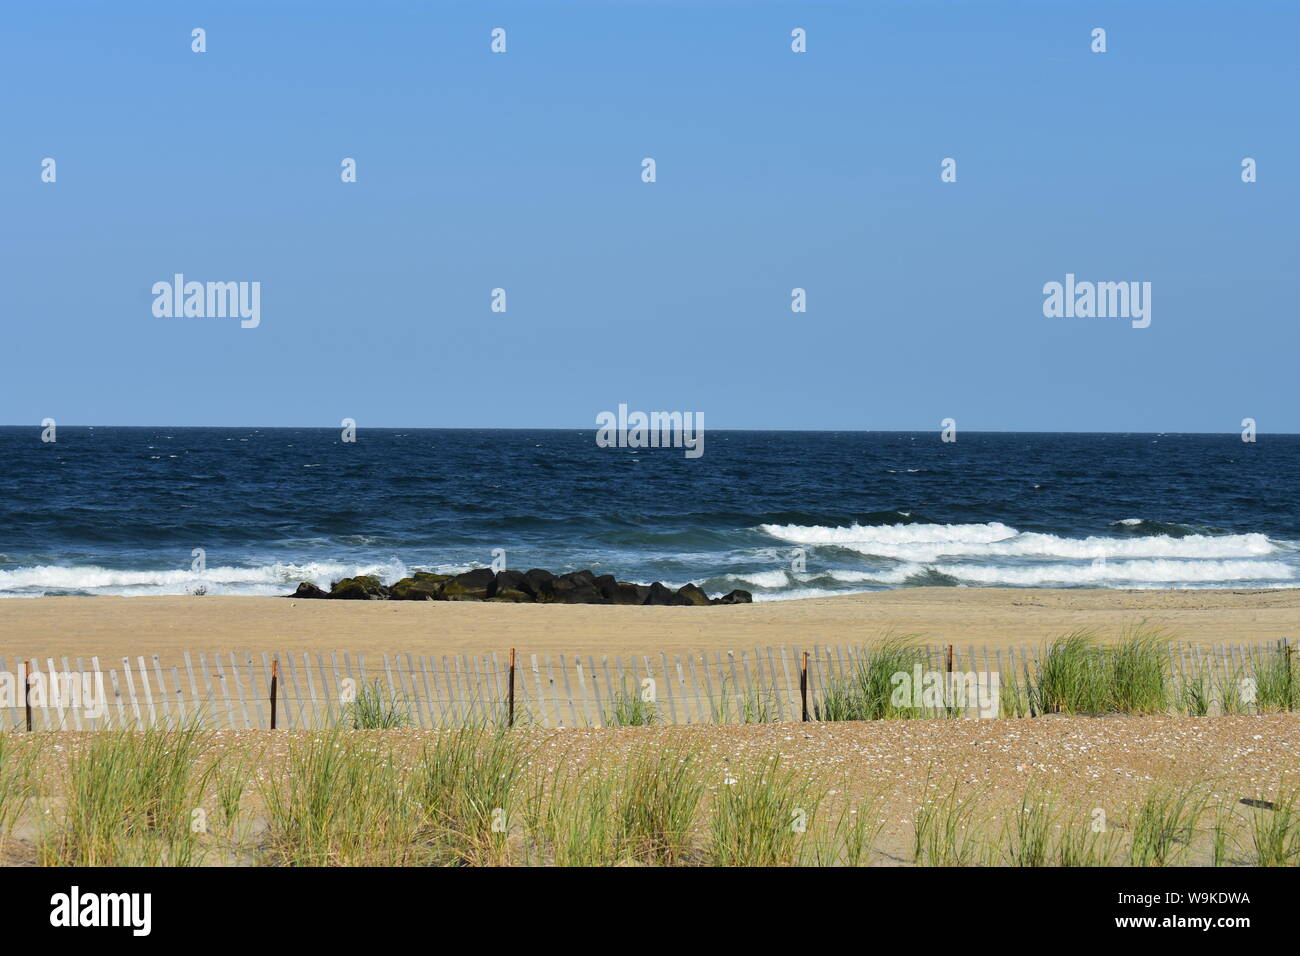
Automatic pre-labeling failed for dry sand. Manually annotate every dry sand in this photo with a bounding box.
[0,587,1296,666]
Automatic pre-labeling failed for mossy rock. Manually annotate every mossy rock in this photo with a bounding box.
[488,588,533,602]
[330,575,390,600]
[441,568,496,601]
[389,574,448,601]
[412,571,450,583]
[673,583,711,607]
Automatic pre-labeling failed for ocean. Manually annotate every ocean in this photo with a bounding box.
[2,427,1297,599]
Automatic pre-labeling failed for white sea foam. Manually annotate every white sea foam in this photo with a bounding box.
[930,559,1294,587]
[758,521,1278,563]
[759,521,1018,547]
[720,558,1297,592]
[727,569,793,588]
[750,586,864,602]
[0,560,415,597]
[745,520,1300,593]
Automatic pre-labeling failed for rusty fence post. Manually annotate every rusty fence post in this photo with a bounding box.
[800,650,809,722]
[1286,638,1295,712]
[508,648,516,728]
[24,660,33,732]
[270,657,279,730]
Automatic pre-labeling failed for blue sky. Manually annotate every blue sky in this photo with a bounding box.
[3,0,1296,431]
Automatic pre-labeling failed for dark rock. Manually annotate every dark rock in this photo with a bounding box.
[495,569,530,596]
[643,582,676,606]
[550,570,597,603]
[609,581,649,605]
[673,583,711,607]
[441,568,497,601]
[287,582,329,599]
[330,575,390,600]
[555,570,597,592]
[555,584,606,604]
[289,567,739,607]
[523,568,557,601]
[711,589,754,605]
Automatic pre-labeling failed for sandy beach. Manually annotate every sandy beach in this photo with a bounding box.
[1,587,1296,665]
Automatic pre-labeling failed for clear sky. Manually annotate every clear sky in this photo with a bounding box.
[3,1,1296,431]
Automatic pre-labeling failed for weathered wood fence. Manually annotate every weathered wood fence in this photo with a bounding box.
[0,641,1292,731]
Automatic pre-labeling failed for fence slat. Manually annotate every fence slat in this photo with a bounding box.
[148,655,170,729]
[233,653,255,729]
[245,653,266,729]
[108,667,126,728]
[558,654,579,728]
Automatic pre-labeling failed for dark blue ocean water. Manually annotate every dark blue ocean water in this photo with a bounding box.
[2,427,1297,598]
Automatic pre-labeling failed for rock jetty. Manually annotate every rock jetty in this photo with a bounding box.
[287,569,752,606]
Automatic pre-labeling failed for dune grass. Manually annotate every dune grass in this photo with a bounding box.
[1250,644,1299,712]
[38,725,214,866]
[913,775,988,866]
[1249,784,1300,866]
[0,734,39,855]
[259,730,424,866]
[1127,783,1209,866]
[1033,628,1172,716]
[603,688,658,727]
[711,677,778,724]
[817,627,1283,721]
[708,755,820,866]
[409,726,531,865]
[1,726,1294,867]
[343,680,412,729]
[820,635,934,721]
[522,744,707,865]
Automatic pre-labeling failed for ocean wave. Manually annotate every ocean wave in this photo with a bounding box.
[929,559,1295,587]
[0,561,416,597]
[759,520,1018,546]
[705,551,1297,593]
[749,586,870,602]
[721,569,793,589]
[1108,518,1229,538]
[758,521,1278,562]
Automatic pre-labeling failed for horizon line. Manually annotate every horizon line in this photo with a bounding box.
[2,424,1293,437]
